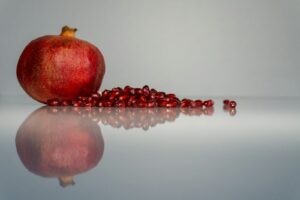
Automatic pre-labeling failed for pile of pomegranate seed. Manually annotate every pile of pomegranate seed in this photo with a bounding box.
[47,85,214,108]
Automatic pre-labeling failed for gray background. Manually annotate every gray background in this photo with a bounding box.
[0,0,299,100]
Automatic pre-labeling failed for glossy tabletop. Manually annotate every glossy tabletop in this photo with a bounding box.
[0,98,300,200]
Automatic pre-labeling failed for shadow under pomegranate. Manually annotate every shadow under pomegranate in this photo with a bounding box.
[15,106,104,187]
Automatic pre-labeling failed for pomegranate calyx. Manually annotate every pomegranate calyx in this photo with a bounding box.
[60,26,77,37]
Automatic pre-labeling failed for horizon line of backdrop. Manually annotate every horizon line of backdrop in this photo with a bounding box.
[0,0,299,99]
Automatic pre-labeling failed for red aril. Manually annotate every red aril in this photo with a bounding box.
[195,100,203,107]
[61,100,71,106]
[229,101,237,108]
[203,99,214,107]
[223,99,230,105]
[47,99,60,106]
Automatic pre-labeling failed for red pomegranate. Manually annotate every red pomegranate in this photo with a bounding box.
[15,107,104,187]
[17,26,105,103]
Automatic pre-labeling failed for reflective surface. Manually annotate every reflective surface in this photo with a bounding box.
[0,98,300,200]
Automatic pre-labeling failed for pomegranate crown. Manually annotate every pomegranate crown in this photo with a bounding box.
[60,25,77,37]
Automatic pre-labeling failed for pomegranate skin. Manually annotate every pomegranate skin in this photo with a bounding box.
[17,28,105,103]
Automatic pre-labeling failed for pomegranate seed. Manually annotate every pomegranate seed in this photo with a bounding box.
[190,101,197,108]
[108,91,119,101]
[125,101,131,107]
[118,94,129,101]
[85,102,92,107]
[137,101,146,108]
[229,101,237,108]
[91,93,101,99]
[195,100,203,107]
[112,87,122,93]
[166,101,178,108]
[128,95,136,102]
[132,101,139,107]
[166,94,176,99]
[159,100,168,107]
[155,92,165,99]
[101,90,110,98]
[223,99,230,105]
[91,99,98,106]
[129,98,138,107]
[77,96,88,101]
[150,88,157,93]
[142,85,150,96]
[139,95,147,102]
[147,100,157,108]
[72,100,82,107]
[164,97,171,102]
[103,101,113,107]
[61,100,71,106]
[180,101,189,107]
[135,88,143,96]
[173,97,181,104]
[180,99,191,107]
[182,98,192,103]
[180,99,192,108]
[149,92,156,100]
[115,100,126,107]
[129,88,136,95]
[47,99,60,106]
[86,96,94,103]
[203,99,214,107]
[98,100,104,107]
[124,85,132,93]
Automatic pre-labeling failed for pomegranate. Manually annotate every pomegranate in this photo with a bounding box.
[15,107,104,187]
[17,26,105,103]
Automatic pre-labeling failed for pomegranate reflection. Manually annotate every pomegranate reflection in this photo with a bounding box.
[46,106,214,131]
[16,106,215,187]
[15,107,104,187]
